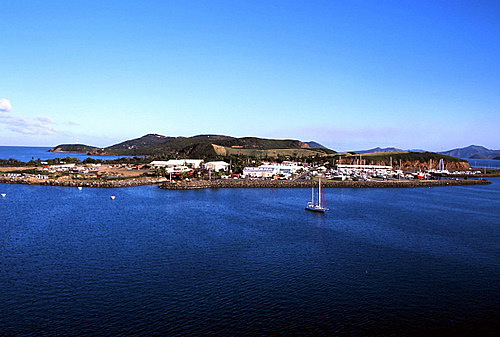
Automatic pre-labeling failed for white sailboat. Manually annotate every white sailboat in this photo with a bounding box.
[305,177,328,213]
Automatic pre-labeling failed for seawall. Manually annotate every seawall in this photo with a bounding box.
[159,178,491,190]
[0,176,167,188]
[0,176,492,189]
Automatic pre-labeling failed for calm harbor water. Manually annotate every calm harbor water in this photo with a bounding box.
[0,179,498,335]
[0,146,126,162]
[468,158,500,169]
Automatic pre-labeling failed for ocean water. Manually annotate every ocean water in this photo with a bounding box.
[0,179,498,335]
[467,158,500,169]
[0,146,127,162]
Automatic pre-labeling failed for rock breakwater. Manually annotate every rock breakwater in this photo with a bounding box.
[0,176,167,188]
[159,178,491,190]
[1,176,491,189]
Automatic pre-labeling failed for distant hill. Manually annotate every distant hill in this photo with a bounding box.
[354,147,405,154]
[305,141,328,149]
[49,144,99,153]
[106,134,173,152]
[50,134,336,159]
[439,145,500,159]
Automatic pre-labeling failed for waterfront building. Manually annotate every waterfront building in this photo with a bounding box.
[243,163,302,179]
[203,161,230,172]
[150,159,204,169]
[243,166,275,178]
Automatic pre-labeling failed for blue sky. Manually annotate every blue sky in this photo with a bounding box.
[1,0,499,151]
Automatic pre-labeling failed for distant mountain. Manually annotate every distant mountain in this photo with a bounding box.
[439,145,500,159]
[305,141,327,149]
[50,134,336,159]
[354,147,405,154]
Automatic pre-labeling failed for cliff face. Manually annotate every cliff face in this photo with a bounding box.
[338,158,470,171]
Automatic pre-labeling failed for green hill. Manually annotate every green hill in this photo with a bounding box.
[50,134,336,159]
[49,144,99,153]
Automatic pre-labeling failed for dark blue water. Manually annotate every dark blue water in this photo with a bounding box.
[0,146,126,162]
[467,158,500,169]
[0,179,498,336]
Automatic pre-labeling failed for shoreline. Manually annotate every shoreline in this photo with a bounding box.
[0,176,167,188]
[0,176,492,189]
[160,178,492,190]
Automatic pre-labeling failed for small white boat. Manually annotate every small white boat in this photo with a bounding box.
[110,196,116,200]
[1,193,6,197]
[77,187,83,190]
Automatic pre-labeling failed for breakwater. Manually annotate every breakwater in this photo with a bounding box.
[1,176,491,189]
[160,178,491,190]
[0,176,167,188]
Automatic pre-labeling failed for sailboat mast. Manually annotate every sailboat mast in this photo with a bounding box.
[318,177,322,206]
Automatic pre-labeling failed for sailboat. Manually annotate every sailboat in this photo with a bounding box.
[305,177,328,213]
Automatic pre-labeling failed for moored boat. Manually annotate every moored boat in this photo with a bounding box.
[306,177,328,213]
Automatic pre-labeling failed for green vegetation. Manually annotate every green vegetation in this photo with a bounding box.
[49,144,99,153]
[50,134,336,159]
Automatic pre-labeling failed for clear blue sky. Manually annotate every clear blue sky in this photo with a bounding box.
[1,0,499,151]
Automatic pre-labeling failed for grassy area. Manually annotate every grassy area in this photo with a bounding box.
[0,168,49,175]
[212,144,331,159]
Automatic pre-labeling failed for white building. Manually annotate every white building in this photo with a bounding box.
[243,167,275,178]
[203,161,230,172]
[243,163,303,179]
[150,159,204,169]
